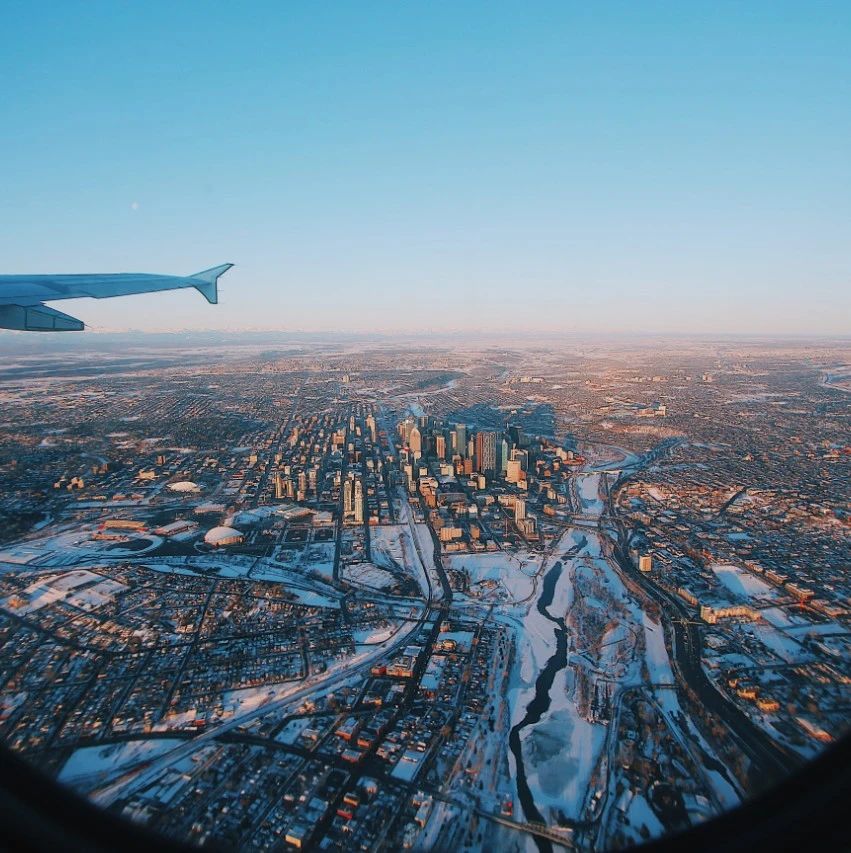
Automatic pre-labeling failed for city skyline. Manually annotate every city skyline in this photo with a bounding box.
[1,2,850,335]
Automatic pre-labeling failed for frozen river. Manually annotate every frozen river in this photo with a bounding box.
[508,559,569,841]
[508,473,609,849]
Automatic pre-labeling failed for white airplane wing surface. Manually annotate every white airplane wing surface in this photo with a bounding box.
[0,263,232,331]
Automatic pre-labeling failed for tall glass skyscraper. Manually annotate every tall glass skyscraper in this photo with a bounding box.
[476,431,497,474]
[455,423,467,458]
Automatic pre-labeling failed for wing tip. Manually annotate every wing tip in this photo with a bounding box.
[191,263,234,304]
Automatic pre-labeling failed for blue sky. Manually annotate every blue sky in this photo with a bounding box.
[1,1,849,334]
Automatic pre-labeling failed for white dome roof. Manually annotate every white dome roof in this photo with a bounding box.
[168,481,201,493]
[204,525,243,545]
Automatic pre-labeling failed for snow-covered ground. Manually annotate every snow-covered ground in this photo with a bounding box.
[0,546,45,566]
[653,686,742,810]
[642,612,675,687]
[353,624,397,645]
[445,551,539,604]
[370,524,410,573]
[506,525,604,824]
[5,525,163,563]
[1,569,127,615]
[342,561,397,590]
[577,475,605,515]
[59,739,179,786]
[297,541,336,581]
[739,621,805,664]
[138,559,340,608]
[519,665,607,819]
[218,681,302,719]
[504,467,739,835]
[711,564,777,601]
[373,501,440,599]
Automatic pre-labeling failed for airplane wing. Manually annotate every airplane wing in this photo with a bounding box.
[0,264,232,331]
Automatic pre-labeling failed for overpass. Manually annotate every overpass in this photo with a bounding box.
[475,809,575,847]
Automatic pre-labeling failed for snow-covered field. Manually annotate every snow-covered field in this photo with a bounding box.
[739,621,805,664]
[0,546,44,566]
[370,524,410,572]
[445,551,539,604]
[711,564,777,601]
[59,739,178,786]
[6,526,163,562]
[578,475,605,515]
[219,682,299,718]
[298,541,336,581]
[371,507,438,599]
[342,561,397,590]
[353,624,397,645]
[642,612,674,687]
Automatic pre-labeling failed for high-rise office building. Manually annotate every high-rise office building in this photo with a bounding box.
[399,418,414,445]
[343,478,353,514]
[498,438,510,474]
[509,424,525,448]
[455,424,467,458]
[435,434,446,460]
[515,497,526,522]
[409,426,422,454]
[476,431,497,474]
[354,480,364,523]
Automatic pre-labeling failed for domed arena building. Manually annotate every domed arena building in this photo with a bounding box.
[203,526,243,547]
[167,480,202,494]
